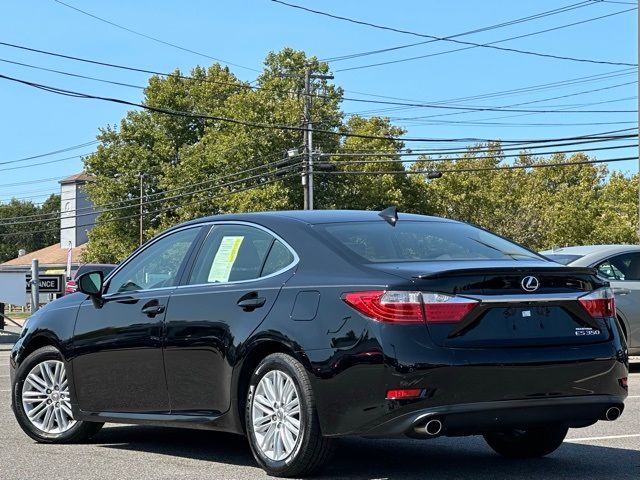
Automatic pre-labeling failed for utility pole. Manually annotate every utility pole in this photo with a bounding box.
[30,259,39,314]
[139,172,145,246]
[303,68,312,210]
[282,67,333,209]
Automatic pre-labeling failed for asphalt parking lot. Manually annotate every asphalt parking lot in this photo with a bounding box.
[1,332,638,480]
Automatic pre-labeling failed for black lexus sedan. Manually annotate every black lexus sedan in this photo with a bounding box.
[9,210,629,477]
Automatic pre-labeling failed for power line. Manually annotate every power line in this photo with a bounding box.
[333,7,638,72]
[316,155,637,175]
[272,0,637,67]
[52,0,259,73]
[0,152,90,172]
[322,1,599,62]
[0,40,255,89]
[1,38,635,108]
[5,55,634,121]
[0,140,97,166]
[0,171,299,236]
[345,69,637,107]
[1,72,635,146]
[331,132,637,156]
[322,143,639,164]
[2,40,637,118]
[3,138,635,222]
[0,152,302,223]
[0,175,72,189]
[0,58,144,90]
[348,80,637,120]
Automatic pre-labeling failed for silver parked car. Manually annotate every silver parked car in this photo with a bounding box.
[541,245,640,356]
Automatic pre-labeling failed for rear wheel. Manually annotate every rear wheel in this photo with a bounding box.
[245,353,334,477]
[484,426,568,459]
[12,346,104,443]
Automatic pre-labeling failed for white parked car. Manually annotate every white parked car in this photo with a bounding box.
[541,245,640,356]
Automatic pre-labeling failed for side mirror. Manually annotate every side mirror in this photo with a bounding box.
[77,271,104,297]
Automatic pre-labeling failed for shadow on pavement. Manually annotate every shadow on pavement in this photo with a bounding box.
[96,426,638,479]
[96,426,255,467]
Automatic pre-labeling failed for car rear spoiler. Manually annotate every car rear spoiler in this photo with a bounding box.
[413,266,599,279]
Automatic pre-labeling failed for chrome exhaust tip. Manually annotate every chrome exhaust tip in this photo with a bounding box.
[605,406,621,421]
[423,418,443,436]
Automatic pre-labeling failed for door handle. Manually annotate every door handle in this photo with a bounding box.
[141,303,166,317]
[237,296,266,311]
[612,287,630,295]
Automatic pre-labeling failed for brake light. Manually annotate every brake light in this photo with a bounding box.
[578,287,616,318]
[343,290,424,323]
[342,290,478,324]
[386,388,423,400]
[422,293,479,323]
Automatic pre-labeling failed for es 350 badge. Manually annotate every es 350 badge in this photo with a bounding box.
[575,327,601,336]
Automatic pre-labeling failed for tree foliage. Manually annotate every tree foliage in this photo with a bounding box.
[0,195,61,263]
[80,49,639,263]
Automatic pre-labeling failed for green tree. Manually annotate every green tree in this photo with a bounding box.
[79,48,639,263]
[0,194,61,263]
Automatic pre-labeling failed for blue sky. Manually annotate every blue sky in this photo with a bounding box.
[0,0,637,203]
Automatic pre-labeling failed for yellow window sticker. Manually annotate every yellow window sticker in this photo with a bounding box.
[208,236,244,282]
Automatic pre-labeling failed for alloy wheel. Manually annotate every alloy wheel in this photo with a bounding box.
[21,360,76,434]
[251,370,301,461]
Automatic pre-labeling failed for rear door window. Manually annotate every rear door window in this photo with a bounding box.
[189,225,294,284]
[262,240,295,276]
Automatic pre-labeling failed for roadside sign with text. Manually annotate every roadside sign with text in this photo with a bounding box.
[25,275,64,294]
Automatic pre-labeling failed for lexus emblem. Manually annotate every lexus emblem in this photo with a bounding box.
[521,276,540,292]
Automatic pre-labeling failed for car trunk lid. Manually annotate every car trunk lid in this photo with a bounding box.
[369,262,612,348]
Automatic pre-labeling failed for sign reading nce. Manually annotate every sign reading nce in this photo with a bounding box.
[25,275,64,294]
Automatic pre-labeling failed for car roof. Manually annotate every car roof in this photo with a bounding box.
[541,245,640,256]
[178,209,457,228]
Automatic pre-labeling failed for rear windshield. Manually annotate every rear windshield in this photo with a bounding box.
[320,221,541,263]
[543,254,583,265]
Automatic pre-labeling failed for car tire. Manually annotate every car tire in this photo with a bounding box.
[484,426,568,459]
[12,345,104,444]
[245,353,335,477]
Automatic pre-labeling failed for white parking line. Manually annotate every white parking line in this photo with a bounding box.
[567,434,640,442]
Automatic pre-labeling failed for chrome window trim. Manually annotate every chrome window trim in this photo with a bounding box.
[176,220,300,290]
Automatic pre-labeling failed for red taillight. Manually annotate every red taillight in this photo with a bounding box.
[342,290,478,324]
[619,377,628,388]
[386,388,423,400]
[578,287,616,318]
[343,290,423,323]
[422,293,479,323]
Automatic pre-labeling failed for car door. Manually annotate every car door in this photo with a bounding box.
[163,223,298,414]
[594,252,640,350]
[72,226,202,413]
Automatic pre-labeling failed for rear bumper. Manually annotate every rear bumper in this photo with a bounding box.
[307,319,629,437]
[360,394,626,438]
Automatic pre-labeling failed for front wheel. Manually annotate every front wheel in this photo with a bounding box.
[245,353,334,477]
[484,426,568,459]
[12,346,104,443]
